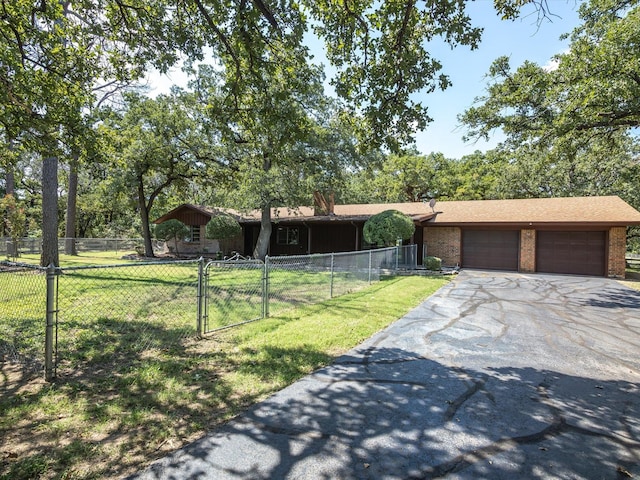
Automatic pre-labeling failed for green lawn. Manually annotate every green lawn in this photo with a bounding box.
[14,250,139,267]
[0,274,449,480]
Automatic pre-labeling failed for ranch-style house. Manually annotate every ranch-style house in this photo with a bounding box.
[153,195,640,278]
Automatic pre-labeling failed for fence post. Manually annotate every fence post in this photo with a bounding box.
[45,263,57,382]
[330,253,335,298]
[196,257,205,337]
[395,246,399,271]
[368,250,373,284]
[263,256,270,318]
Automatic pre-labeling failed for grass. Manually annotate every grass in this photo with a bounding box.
[0,274,449,480]
[0,259,201,369]
[620,266,640,291]
[12,250,139,267]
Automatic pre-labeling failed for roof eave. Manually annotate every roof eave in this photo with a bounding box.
[426,221,640,228]
[152,203,213,224]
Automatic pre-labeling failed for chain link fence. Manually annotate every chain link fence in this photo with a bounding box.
[202,246,414,332]
[0,263,47,370]
[203,260,265,331]
[0,237,166,257]
[55,260,200,378]
[0,245,417,380]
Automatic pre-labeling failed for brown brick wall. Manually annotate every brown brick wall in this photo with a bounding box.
[608,226,627,278]
[423,227,461,266]
[519,229,535,273]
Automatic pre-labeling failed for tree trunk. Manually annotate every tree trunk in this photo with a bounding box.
[137,181,155,257]
[64,152,78,255]
[253,204,272,260]
[6,139,15,195]
[252,155,273,260]
[41,155,59,267]
[5,170,14,196]
[4,144,16,252]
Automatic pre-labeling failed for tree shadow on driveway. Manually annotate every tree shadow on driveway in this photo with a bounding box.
[132,347,640,480]
[580,285,640,309]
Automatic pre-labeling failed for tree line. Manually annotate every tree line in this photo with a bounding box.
[1,0,639,264]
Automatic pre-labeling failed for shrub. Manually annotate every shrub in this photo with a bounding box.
[424,256,442,271]
[363,210,415,247]
[206,214,242,240]
[155,219,189,255]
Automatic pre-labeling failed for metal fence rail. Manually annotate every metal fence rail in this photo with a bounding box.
[203,246,414,333]
[0,245,417,380]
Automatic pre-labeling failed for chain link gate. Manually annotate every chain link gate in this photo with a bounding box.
[201,259,266,333]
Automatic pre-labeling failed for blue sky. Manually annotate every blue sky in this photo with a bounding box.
[149,2,582,159]
[413,1,582,158]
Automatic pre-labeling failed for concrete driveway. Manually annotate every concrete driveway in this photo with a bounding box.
[130,271,640,479]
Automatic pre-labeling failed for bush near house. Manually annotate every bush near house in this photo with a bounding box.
[155,219,189,255]
[206,214,242,240]
[424,256,442,271]
[363,209,415,247]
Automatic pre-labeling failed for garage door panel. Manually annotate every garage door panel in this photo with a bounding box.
[537,231,606,276]
[462,230,519,271]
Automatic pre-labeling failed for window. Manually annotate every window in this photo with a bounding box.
[189,225,201,243]
[276,227,299,245]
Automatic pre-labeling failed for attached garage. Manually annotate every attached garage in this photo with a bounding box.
[462,230,519,271]
[536,231,606,276]
[422,196,640,278]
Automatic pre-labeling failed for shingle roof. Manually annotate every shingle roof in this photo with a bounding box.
[158,196,640,226]
[224,203,435,223]
[426,196,640,226]
[227,196,640,226]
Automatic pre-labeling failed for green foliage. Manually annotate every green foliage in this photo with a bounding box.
[424,256,442,271]
[0,194,26,240]
[457,0,640,224]
[206,214,242,240]
[0,193,26,258]
[155,219,189,255]
[340,149,510,204]
[363,210,415,247]
[0,0,566,258]
[155,219,189,242]
[461,0,640,150]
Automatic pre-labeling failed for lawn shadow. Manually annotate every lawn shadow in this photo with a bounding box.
[0,316,341,480]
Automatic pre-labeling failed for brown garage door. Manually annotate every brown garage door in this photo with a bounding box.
[537,231,606,276]
[462,230,520,271]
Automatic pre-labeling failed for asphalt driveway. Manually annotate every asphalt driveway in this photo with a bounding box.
[130,271,640,479]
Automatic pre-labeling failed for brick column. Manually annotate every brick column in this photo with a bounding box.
[519,229,536,273]
[607,227,627,278]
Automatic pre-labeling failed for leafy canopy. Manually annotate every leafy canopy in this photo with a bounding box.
[461,0,640,147]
